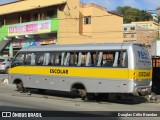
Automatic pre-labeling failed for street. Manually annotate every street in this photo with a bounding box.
[0,73,160,111]
[0,80,160,110]
[0,76,160,119]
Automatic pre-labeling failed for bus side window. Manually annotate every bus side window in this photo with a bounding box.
[97,52,103,66]
[81,52,87,66]
[107,52,114,67]
[77,52,82,66]
[14,53,25,65]
[102,51,116,67]
[113,52,119,67]
[69,52,75,66]
[31,53,36,65]
[90,52,97,66]
[86,52,91,66]
[102,52,107,66]
[55,53,61,66]
[49,54,55,65]
[61,52,65,66]
[121,51,128,68]
[37,53,44,65]
[25,53,31,65]
[74,52,79,66]
[43,53,50,65]
[64,52,70,66]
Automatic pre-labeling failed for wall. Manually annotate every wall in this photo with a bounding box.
[59,3,123,44]
[0,0,124,45]
[91,5,123,43]
[58,0,81,44]
[132,21,159,30]
[0,25,8,41]
[123,24,158,45]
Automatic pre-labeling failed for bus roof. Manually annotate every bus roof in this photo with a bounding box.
[19,42,145,52]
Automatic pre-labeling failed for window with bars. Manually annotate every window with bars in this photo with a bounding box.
[124,28,127,31]
[84,16,91,25]
[131,27,135,30]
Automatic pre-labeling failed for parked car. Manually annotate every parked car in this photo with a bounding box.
[0,56,12,74]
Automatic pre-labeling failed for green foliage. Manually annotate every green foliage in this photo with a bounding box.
[112,6,153,23]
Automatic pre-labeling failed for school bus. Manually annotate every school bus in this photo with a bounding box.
[9,42,152,99]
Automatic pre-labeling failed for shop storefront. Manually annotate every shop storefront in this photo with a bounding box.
[1,20,58,57]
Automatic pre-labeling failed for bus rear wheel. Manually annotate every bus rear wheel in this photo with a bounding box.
[71,84,87,98]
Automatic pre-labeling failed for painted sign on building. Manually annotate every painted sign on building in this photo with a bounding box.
[8,20,51,36]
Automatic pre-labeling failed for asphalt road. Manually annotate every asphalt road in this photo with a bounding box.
[0,83,160,111]
[0,75,160,119]
[0,74,8,80]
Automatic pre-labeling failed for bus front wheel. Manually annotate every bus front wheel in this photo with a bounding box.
[78,89,87,98]
[16,82,24,91]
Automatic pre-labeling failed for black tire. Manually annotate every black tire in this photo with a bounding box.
[79,89,87,98]
[16,82,24,91]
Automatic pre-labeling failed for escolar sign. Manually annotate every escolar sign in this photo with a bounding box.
[138,72,150,77]
[50,69,68,74]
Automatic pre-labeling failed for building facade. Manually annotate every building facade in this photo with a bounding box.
[132,21,159,41]
[0,0,123,57]
[131,21,159,31]
[123,23,158,47]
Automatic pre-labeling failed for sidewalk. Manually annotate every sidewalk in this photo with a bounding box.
[0,74,8,83]
[0,74,8,80]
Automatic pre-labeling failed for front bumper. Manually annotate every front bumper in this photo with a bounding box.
[135,86,151,96]
[133,80,152,96]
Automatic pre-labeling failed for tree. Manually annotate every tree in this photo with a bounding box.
[112,6,152,23]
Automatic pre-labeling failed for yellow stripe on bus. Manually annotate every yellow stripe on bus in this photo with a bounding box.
[9,66,152,80]
[129,70,152,80]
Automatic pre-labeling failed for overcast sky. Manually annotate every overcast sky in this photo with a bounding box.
[0,0,160,11]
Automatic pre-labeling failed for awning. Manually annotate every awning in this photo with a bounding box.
[0,0,67,15]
